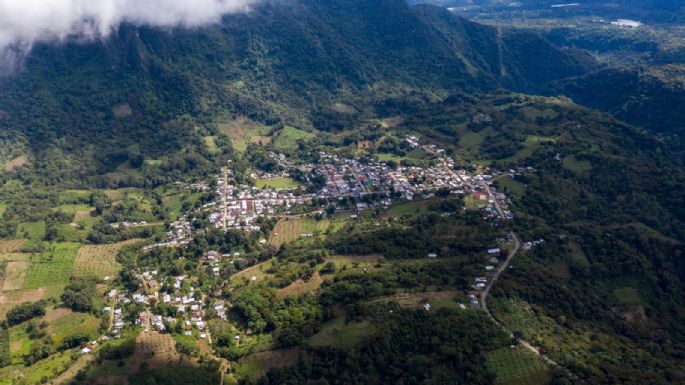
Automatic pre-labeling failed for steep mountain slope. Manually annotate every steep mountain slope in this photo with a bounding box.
[0,0,590,185]
[378,93,685,384]
[549,65,685,144]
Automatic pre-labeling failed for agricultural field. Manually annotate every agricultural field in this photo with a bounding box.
[273,126,316,151]
[23,243,80,298]
[490,298,558,344]
[0,239,26,253]
[486,346,551,385]
[277,272,324,297]
[45,309,101,345]
[220,118,273,153]
[103,187,144,201]
[9,323,31,363]
[72,239,141,280]
[0,288,45,319]
[131,331,182,372]
[254,178,300,190]
[269,217,330,247]
[2,261,29,290]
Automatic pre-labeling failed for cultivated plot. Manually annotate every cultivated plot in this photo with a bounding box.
[72,239,140,280]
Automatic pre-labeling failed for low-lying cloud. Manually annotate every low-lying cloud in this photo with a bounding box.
[0,0,258,69]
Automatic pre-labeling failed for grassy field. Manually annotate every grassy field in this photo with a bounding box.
[496,176,526,200]
[52,204,92,216]
[273,126,316,151]
[459,131,486,148]
[57,190,91,204]
[308,317,376,349]
[364,291,462,310]
[384,200,430,217]
[103,187,144,201]
[0,350,76,385]
[72,239,140,280]
[235,347,299,381]
[520,106,559,121]
[203,136,220,154]
[47,310,101,346]
[486,346,551,385]
[376,153,405,163]
[255,178,300,190]
[465,195,486,210]
[277,272,324,297]
[563,155,593,173]
[613,287,642,306]
[525,135,557,145]
[9,324,31,363]
[2,261,29,290]
[16,222,46,240]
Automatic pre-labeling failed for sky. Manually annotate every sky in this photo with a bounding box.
[0,0,258,68]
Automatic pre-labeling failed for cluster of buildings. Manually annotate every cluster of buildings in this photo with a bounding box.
[143,217,192,251]
[200,137,517,234]
[522,239,545,251]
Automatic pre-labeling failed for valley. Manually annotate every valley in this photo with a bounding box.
[0,1,684,384]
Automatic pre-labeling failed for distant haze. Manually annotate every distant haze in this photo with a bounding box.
[0,0,258,68]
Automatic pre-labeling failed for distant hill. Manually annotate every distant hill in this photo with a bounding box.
[0,0,591,184]
[548,65,685,143]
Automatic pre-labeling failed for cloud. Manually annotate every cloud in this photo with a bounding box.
[0,0,258,68]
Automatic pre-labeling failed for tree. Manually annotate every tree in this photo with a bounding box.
[61,278,97,312]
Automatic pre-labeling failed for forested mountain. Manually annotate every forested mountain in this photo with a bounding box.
[1,1,685,384]
[548,65,685,145]
[0,0,590,186]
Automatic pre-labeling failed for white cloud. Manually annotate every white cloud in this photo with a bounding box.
[0,0,258,66]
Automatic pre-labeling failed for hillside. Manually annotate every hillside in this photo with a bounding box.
[0,0,590,186]
[549,65,685,144]
[375,93,685,384]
